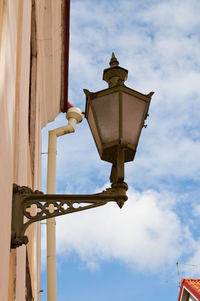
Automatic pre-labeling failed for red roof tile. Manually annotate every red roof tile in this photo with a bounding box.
[178,279,200,301]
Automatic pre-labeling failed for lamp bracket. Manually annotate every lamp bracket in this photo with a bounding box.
[110,146,125,184]
[11,182,128,248]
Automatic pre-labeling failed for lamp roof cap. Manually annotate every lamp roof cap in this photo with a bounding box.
[103,53,128,88]
[109,52,119,67]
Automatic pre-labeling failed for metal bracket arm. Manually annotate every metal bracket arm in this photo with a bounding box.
[11,182,128,248]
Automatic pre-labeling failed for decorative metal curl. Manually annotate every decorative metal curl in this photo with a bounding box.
[11,182,128,248]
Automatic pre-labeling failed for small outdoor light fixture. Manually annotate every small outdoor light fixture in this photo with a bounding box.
[11,53,153,249]
[84,53,154,183]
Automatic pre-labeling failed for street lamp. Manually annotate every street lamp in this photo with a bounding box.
[84,53,153,184]
[11,53,154,248]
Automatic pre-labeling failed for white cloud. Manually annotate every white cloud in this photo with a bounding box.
[141,0,200,33]
[193,205,200,218]
[53,187,190,272]
[179,238,200,278]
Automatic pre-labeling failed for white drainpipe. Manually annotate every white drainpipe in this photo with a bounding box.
[46,107,83,301]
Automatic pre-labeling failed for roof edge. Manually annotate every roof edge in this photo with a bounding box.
[61,0,70,112]
[179,279,200,301]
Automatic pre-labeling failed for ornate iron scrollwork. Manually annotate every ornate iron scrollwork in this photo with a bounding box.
[11,182,128,248]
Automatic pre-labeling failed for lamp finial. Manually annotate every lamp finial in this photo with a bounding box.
[109,52,119,67]
[103,54,128,88]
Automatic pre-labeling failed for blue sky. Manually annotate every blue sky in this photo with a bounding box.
[41,0,200,300]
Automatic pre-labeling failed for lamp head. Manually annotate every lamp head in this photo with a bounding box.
[84,54,154,166]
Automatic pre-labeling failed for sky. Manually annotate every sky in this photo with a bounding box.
[41,0,200,300]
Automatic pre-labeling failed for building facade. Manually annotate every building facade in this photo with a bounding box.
[0,0,70,300]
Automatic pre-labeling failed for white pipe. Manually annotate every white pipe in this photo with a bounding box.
[46,107,83,301]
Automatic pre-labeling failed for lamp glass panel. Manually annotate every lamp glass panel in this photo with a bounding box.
[92,92,119,144]
[87,105,103,155]
[122,92,147,145]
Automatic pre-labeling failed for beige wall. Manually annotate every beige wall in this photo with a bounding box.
[0,0,65,299]
[0,0,19,299]
[0,1,40,300]
[35,0,63,127]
